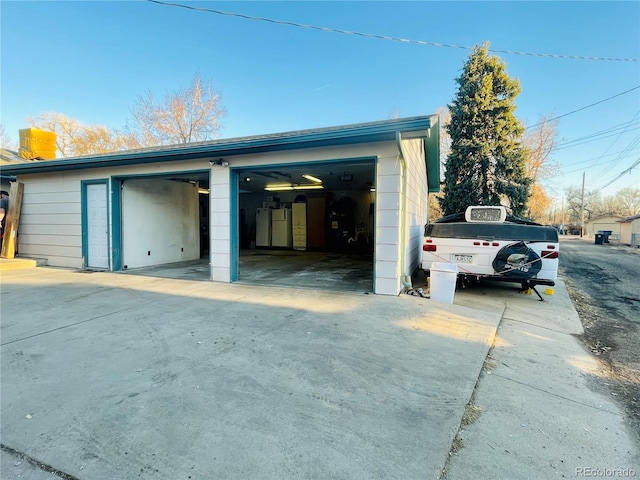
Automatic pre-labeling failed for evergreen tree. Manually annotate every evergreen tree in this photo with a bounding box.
[440,44,531,217]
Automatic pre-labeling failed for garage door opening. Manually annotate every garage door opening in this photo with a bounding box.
[234,160,376,292]
[115,172,211,281]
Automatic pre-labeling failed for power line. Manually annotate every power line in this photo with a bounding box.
[554,129,640,152]
[526,86,640,129]
[562,137,639,175]
[144,0,640,63]
[554,119,640,149]
[593,158,640,193]
[593,112,640,178]
[561,147,640,169]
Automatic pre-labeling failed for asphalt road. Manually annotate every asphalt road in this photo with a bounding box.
[559,235,640,434]
[560,236,639,324]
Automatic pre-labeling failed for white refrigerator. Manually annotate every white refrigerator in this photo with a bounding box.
[255,208,272,247]
[271,208,292,247]
[292,203,307,250]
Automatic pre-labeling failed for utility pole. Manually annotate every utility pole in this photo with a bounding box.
[580,171,585,237]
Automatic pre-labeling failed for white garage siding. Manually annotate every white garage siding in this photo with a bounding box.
[210,167,231,282]
[375,149,403,295]
[16,159,208,269]
[402,138,429,279]
[18,173,85,268]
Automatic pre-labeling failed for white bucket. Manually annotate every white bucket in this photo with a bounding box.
[429,262,459,304]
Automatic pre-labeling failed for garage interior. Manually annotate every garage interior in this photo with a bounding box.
[124,160,376,292]
[235,160,376,292]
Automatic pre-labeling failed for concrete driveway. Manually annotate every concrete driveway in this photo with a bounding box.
[1,267,500,480]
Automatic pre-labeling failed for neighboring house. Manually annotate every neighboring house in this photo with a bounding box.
[0,115,440,295]
[0,148,24,192]
[584,215,623,237]
[0,148,24,164]
[617,215,640,246]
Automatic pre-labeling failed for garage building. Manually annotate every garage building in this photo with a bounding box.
[1,115,440,295]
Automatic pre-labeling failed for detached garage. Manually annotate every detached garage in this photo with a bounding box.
[2,115,440,295]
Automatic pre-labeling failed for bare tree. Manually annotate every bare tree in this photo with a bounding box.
[615,187,640,216]
[523,116,559,183]
[73,125,141,156]
[522,116,560,221]
[27,113,140,158]
[27,112,81,157]
[0,125,15,150]
[130,74,226,146]
[580,187,640,218]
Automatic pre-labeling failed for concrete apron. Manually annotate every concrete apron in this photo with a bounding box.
[1,267,500,480]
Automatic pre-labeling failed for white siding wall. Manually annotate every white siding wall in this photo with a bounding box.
[210,167,231,282]
[16,160,208,269]
[373,138,428,295]
[375,152,402,295]
[121,178,199,269]
[19,172,89,268]
[402,138,429,277]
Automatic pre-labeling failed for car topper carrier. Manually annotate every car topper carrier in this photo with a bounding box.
[421,206,559,300]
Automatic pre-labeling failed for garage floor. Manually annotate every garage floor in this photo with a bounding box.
[122,250,374,293]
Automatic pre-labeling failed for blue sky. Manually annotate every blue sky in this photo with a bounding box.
[1,1,639,202]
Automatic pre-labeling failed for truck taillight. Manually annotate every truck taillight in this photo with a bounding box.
[423,244,437,252]
[542,250,559,259]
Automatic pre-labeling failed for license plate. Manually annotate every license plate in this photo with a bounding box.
[453,254,473,264]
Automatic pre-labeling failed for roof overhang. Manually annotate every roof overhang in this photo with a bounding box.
[1,116,437,175]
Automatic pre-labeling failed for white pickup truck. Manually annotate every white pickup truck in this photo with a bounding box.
[421,206,559,299]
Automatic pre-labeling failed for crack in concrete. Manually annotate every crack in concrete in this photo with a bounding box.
[1,443,81,480]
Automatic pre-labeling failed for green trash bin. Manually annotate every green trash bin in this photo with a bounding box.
[595,233,604,245]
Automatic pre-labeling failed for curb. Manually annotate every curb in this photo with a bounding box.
[0,257,48,271]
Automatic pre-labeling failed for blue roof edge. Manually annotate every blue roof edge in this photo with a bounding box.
[0,116,435,175]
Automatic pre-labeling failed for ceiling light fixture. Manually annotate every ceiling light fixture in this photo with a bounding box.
[264,184,325,192]
[301,174,322,184]
[210,158,229,167]
[264,183,294,191]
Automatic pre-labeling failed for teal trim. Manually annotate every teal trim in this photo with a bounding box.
[425,115,441,192]
[81,182,89,267]
[232,156,377,285]
[230,169,239,281]
[111,178,123,270]
[109,170,209,271]
[81,179,110,269]
[235,156,376,173]
[105,169,210,181]
[2,116,434,175]
[372,159,377,293]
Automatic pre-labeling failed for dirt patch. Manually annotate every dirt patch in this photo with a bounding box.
[461,403,483,427]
